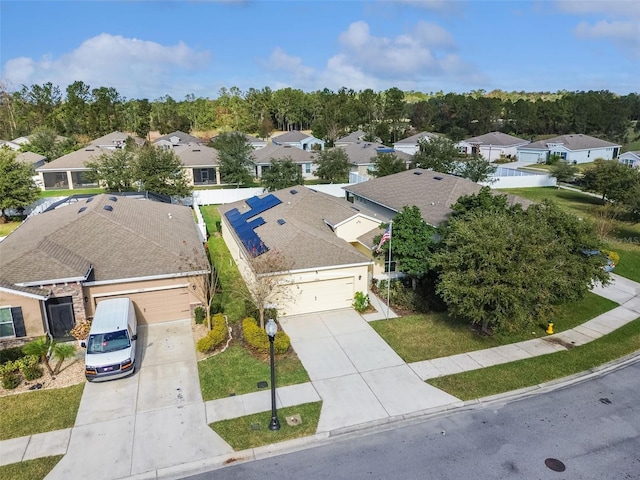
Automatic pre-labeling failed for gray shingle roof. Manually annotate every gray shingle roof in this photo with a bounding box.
[154,131,203,145]
[394,131,439,144]
[16,151,47,165]
[0,194,207,286]
[339,143,413,165]
[463,131,529,147]
[335,130,367,144]
[343,168,484,226]
[173,143,219,167]
[219,187,381,270]
[522,134,620,151]
[36,147,106,171]
[252,144,316,164]
[272,130,312,143]
[89,131,144,147]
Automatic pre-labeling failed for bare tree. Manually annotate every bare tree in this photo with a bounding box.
[238,250,295,329]
[589,204,625,239]
[181,242,218,330]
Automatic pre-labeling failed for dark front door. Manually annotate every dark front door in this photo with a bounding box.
[47,299,75,339]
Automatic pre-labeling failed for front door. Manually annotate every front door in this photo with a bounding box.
[47,298,76,339]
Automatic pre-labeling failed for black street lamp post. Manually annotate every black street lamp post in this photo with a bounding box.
[266,318,281,431]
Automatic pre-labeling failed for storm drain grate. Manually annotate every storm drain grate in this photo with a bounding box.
[545,458,566,472]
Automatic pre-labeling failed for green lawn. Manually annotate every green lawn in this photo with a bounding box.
[429,317,640,400]
[210,401,322,451]
[0,383,84,441]
[39,188,104,197]
[0,221,21,236]
[0,455,63,480]
[198,344,310,401]
[370,293,617,363]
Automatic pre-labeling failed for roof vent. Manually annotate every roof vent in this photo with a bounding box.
[290,189,298,194]
[413,171,423,175]
[434,176,443,180]
[277,219,286,225]
[86,197,94,203]
[103,205,113,212]
[78,207,87,213]
[192,149,200,152]
[85,148,94,151]
[108,196,118,202]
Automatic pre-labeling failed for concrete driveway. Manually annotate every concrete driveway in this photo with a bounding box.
[46,319,232,480]
[279,310,460,433]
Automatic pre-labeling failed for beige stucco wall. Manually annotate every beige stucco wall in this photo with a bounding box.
[0,291,45,338]
[334,215,382,242]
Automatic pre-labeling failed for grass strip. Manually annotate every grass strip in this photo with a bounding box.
[0,455,63,480]
[370,293,616,363]
[199,344,310,401]
[428,317,640,400]
[210,401,322,451]
[0,383,84,441]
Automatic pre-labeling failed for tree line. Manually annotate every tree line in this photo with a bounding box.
[1,81,638,147]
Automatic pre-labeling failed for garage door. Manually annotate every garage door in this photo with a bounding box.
[286,278,354,316]
[518,152,541,163]
[95,287,190,324]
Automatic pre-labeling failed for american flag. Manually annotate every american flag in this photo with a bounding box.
[376,224,392,252]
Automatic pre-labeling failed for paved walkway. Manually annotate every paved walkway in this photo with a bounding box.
[2,276,640,479]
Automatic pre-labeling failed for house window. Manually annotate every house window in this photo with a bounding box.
[588,150,591,158]
[304,163,311,174]
[0,307,15,338]
[384,261,397,273]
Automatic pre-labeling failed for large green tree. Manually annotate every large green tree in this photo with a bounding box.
[370,152,406,178]
[434,201,609,334]
[412,136,460,174]
[134,146,192,197]
[313,147,350,183]
[581,159,640,204]
[374,206,435,289]
[260,157,304,192]
[549,160,579,184]
[211,131,255,186]
[85,149,136,192]
[458,156,497,183]
[0,150,40,222]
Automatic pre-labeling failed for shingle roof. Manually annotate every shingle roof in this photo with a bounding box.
[522,134,620,151]
[16,151,47,165]
[154,131,203,145]
[89,131,144,147]
[343,168,484,226]
[463,131,529,147]
[339,142,413,165]
[173,143,219,167]
[252,144,316,164]
[219,187,381,270]
[272,130,312,143]
[0,194,207,286]
[336,130,367,144]
[394,131,439,145]
[36,147,106,171]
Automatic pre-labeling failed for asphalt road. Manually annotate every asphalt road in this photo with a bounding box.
[184,359,640,480]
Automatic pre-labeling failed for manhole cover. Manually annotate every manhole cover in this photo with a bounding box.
[545,458,566,472]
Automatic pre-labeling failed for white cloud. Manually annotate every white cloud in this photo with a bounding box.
[1,33,210,98]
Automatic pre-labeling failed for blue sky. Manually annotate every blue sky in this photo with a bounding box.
[1,0,638,100]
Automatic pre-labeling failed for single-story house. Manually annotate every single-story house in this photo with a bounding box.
[89,131,145,149]
[36,146,103,190]
[619,151,640,169]
[252,144,317,180]
[340,142,413,179]
[154,131,203,149]
[335,130,368,147]
[457,131,529,162]
[210,132,267,150]
[516,134,620,164]
[0,194,208,345]
[173,143,221,185]
[219,186,388,316]
[393,131,439,155]
[16,151,47,169]
[272,130,324,151]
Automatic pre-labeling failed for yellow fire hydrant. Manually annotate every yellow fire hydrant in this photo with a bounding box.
[546,321,554,335]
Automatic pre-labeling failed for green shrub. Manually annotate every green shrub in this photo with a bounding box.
[242,317,290,354]
[353,291,370,313]
[0,361,21,389]
[17,355,43,381]
[0,346,24,364]
[194,306,206,325]
[196,314,228,353]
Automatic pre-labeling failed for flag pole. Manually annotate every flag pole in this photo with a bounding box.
[386,220,392,319]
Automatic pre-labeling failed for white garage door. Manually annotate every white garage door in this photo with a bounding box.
[286,278,354,315]
[518,152,541,163]
[96,287,190,324]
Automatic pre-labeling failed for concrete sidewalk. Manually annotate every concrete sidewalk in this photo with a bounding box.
[2,275,640,478]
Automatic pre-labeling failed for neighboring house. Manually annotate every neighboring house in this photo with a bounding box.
[619,151,640,169]
[173,143,221,185]
[340,142,412,179]
[16,151,47,170]
[0,140,21,151]
[219,186,387,316]
[271,130,325,151]
[517,134,620,164]
[210,132,267,150]
[252,144,317,180]
[36,146,103,190]
[154,131,203,149]
[89,131,145,149]
[335,130,368,147]
[457,131,529,162]
[393,131,439,155]
[0,194,208,344]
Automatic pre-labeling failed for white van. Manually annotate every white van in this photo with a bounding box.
[83,298,137,382]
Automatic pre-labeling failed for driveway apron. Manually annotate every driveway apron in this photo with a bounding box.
[46,319,232,480]
[279,310,460,433]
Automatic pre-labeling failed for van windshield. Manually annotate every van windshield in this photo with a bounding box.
[87,330,131,354]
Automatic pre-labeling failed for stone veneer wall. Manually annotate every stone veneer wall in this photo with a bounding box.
[50,282,86,324]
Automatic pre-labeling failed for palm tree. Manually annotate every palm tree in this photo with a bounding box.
[52,343,77,375]
[22,337,54,376]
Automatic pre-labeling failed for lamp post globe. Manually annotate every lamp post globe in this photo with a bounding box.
[266,318,281,431]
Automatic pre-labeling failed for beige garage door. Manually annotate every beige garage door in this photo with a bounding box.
[287,278,354,315]
[96,287,190,324]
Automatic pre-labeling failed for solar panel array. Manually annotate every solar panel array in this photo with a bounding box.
[225,194,283,256]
